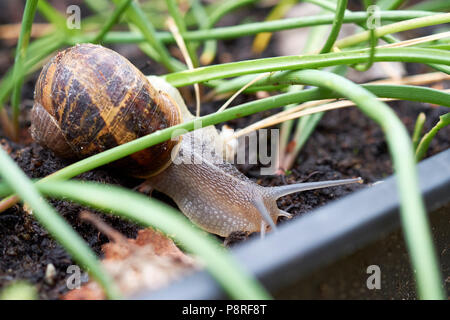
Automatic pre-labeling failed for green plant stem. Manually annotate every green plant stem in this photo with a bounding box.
[11,0,39,137]
[37,0,69,33]
[212,68,450,105]
[320,0,348,53]
[92,0,133,44]
[99,10,436,44]
[285,70,444,299]
[23,180,269,299]
[164,47,450,87]
[335,13,450,49]
[412,112,426,150]
[0,148,121,299]
[415,113,450,161]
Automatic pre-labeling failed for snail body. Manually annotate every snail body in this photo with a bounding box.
[31,44,361,237]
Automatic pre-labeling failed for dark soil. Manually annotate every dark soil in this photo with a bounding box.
[0,0,449,300]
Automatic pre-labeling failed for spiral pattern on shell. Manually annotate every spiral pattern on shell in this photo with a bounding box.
[31,43,182,177]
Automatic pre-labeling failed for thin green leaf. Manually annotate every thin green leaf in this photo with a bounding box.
[415,113,450,161]
[290,69,444,299]
[101,10,436,44]
[320,0,348,53]
[11,0,39,134]
[412,112,426,150]
[164,47,450,87]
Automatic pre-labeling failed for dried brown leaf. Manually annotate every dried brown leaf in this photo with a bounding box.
[61,227,198,300]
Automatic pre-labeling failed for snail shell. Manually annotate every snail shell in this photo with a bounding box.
[30,43,182,177]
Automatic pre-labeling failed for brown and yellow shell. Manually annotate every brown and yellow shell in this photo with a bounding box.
[31,43,182,177]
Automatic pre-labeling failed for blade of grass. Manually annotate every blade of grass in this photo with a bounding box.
[166,0,199,67]
[100,10,437,44]
[305,0,398,43]
[412,112,426,150]
[279,69,444,299]
[11,0,39,138]
[415,113,450,161]
[0,148,121,299]
[335,13,450,49]
[377,31,450,48]
[164,47,450,87]
[252,0,297,54]
[281,111,324,171]
[215,67,450,107]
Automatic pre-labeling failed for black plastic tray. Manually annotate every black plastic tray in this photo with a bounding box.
[135,148,450,299]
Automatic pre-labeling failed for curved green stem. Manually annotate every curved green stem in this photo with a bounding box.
[320,0,348,53]
[283,70,444,299]
[92,0,132,44]
[164,47,450,87]
[335,13,450,49]
[415,113,450,161]
[11,0,39,136]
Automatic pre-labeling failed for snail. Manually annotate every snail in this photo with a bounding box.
[30,44,362,237]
